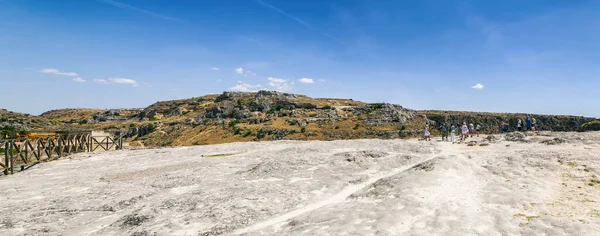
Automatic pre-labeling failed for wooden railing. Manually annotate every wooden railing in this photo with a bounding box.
[1,132,122,175]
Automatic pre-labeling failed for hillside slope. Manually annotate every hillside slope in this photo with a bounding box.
[2,91,599,146]
[0,109,58,129]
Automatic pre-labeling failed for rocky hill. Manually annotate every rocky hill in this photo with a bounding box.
[1,91,599,146]
[40,108,143,124]
[0,109,58,129]
[127,91,425,146]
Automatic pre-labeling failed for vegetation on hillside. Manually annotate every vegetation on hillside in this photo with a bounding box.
[1,91,598,146]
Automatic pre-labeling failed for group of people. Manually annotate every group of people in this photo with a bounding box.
[422,116,539,142]
[503,116,537,132]
[423,122,480,142]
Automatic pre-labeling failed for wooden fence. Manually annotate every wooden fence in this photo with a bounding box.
[1,132,122,175]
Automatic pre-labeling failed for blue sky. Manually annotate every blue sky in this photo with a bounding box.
[1,0,599,117]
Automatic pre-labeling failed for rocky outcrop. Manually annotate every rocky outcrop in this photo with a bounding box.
[364,104,414,126]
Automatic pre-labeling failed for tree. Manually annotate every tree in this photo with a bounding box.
[1,126,17,138]
[18,128,28,136]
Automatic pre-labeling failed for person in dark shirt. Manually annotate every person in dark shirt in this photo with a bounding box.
[502,121,509,132]
[441,123,449,141]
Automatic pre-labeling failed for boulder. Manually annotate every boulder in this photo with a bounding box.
[505,132,526,142]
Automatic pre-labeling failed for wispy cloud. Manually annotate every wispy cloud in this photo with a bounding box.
[211,67,220,71]
[235,67,257,76]
[40,68,78,76]
[268,77,290,91]
[93,78,139,87]
[72,77,86,83]
[94,79,108,84]
[96,0,183,22]
[472,83,484,90]
[229,81,262,92]
[109,78,138,87]
[253,0,341,44]
[299,78,314,84]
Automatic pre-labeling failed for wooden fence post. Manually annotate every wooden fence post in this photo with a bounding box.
[118,132,123,150]
[4,142,8,175]
[9,141,14,174]
[24,140,29,165]
[58,135,62,158]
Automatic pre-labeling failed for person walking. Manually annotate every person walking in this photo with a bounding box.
[469,123,475,138]
[423,123,431,141]
[450,124,456,142]
[476,124,481,137]
[461,122,469,140]
[526,116,532,131]
[441,123,449,141]
[531,117,537,132]
[502,121,509,132]
[517,119,522,131]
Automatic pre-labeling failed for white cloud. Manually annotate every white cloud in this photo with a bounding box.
[72,77,86,83]
[211,67,220,71]
[472,83,484,89]
[229,82,262,92]
[234,67,258,76]
[93,78,140,87]
[40,68,78,76]
[109,78,137,86]
[94,79,108,84]
[299,78,314,84]
[268,77,290,91]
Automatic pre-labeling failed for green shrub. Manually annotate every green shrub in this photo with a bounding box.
[0,147,18,155]
[1,126,17,138]
[400,125,406,131]
[300,127,306,133]
[353,124,360,130]
[309,114,317,117]
[334,126,340,129]
[271,103,286,111]
[581,120,600,131]
[149,117,158,121]
[242,130,253,137]
[147,123,156,132]
[182,111,190,115]
[373,103,384,109]
[18,128,28,136]
[321,105,332,110]
[288,120,298,126]
[228,119,241,127]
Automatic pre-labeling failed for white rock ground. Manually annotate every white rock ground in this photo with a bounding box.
[1,131,600,236]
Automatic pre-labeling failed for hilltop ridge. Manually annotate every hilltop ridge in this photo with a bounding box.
[1,91,599,146]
